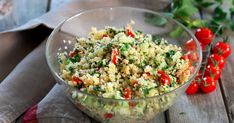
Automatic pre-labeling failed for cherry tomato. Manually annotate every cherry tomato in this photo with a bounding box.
[186,81,199,95]
[208,54,225,69]
[195,71,202,80]
[158,70,171,86]
[126,29,135,38]
[104,113,113,119]
[71,76,83,85]
[195,27,214,45]
[212,41,232,59]
[185,39,196,51]
[204,64,221,81]
[200,76,216,93]
[111,47,119,64]
[199,42,206,50]
[124,88,132,99]
[185,51,198,62]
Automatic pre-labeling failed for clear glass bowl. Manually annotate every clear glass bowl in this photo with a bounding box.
[46,7,202,123]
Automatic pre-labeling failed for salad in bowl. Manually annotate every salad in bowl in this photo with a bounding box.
[46,7,202,123]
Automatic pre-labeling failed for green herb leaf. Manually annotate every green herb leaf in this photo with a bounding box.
[214,6,227,21]
[169,27,184,38]
[145,13,168,27]
[174,0,198,17]
[200,2,214,7]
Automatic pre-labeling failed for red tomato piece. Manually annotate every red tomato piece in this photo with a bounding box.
[124,88,132,99]
[199,42,206,50]
[204,64,221,81]
[145,72,153,79]
[102,34,108,37]
[200,76,216,93]
[126,29,135,38]
[111,47,119,65]
[104,113,113,119]
[195,27,214,45]
[71,76,83,85]
[69,50,79,57]
[185,39,196,51]
[132,80,138,87]
[186,81,199,95]
[207,53,225,69]
[157,70,171,86]
[128,102,137,107]
[212,41,232,59]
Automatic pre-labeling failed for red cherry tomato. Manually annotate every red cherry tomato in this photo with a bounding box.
[199,42,206,50]
[200,76,216,93]
[186,81,199,95]
[158,70,171,86]
[204,64,221,81]
[195,27,214,45]
[111,47,119,64]
[185,39,196,51]
[212,41,232,59]
[104,113,113,119]
[126,29,135,38]
[124,88,132,99]
[195,71,202,81]
[185,51,198,62]
[71,76,83,85]
[208,54,225,69]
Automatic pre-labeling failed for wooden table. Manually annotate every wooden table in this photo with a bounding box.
[1,0,233,123]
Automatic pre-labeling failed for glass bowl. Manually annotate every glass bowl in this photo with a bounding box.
[46,7,202,123]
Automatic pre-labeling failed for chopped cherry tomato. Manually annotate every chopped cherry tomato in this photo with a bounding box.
[128,102,137,107]
[181,55,189,60]
[208,54,225,69]
[132,80,138,87]
[200,76,216,93]
[212,41,232,59]
[104,113,113,119]
[158,70,171,86]
[204,64,221,81]
[185,39,196,51]
[124,88,132,99]
[71,76,83,85]
[69,50,79,57]
[145,72,153,79]
[195,27,214,45]
[102,34,108,37]
[126,29,135,38]
[186,81,199,95]
[111,47,119,65]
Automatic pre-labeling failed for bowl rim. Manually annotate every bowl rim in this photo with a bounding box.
[46,6,202,101]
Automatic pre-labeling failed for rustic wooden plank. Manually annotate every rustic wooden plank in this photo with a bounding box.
[218,31,234,123]
[167,83,229,123]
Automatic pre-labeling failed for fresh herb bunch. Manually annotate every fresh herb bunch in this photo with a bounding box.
[167,0,234,36]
